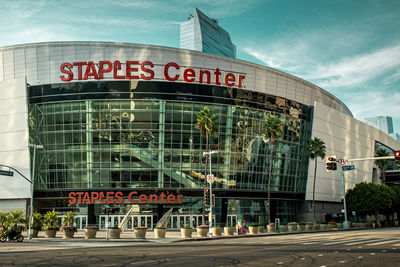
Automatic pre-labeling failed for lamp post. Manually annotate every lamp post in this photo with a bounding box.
[27,143,43,239]
[203,150,218,236]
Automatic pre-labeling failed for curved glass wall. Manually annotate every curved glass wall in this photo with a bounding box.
[29,81,312,194]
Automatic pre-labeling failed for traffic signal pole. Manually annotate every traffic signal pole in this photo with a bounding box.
[340,170,349,229]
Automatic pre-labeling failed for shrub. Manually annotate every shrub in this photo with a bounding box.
[181,225,192,229]
[306,222,314,225]
[32,212,43,230]
[268,222,275,226]
[84,225,99,230]
[60,226,77,232]
[288,222,297,226]
[134,226,147,230]
[43,210,59,231]
[63,211,76,226]
[249,223,258,227]
[197,225,209,229]
[155,226,166,229]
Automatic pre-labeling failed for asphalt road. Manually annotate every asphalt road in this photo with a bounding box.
[1,228,399,266]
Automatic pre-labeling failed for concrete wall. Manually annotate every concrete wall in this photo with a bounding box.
[306,102,400,203]
[0,78,31,203]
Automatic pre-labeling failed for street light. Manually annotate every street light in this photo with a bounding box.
[203,150,218,236]
[27,143,43,239]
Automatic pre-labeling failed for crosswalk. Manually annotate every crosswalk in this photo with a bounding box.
[219,231,400,247]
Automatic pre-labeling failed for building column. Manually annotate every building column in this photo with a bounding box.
[223,106,233,189]
[158,100,165,188]
[86,100,93,188]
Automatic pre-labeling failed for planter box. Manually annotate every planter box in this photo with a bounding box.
[280,225,288,232]
[45,229,57,238]
[267,225,275,232]
[224,227,234,236]
[181,228,193,238]
[249,226,258,234]
[305,225,313,231]
[212,227,222,236]
[288,225,297,232]
[84,229,97,239]
[32,229,40,238]
[313,224,320,230]
[197,227,209,237]
[108,228,121,239]
[62,230,75,239]
[320,224,328,230]
[134,228,147,239]
[154,228,166,238]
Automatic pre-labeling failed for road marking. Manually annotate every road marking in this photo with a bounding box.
[392,244,400,246]
[370,253,375,255]
[366,240,397,246]
[277,262,284,265]
[358,256,363,259]
[344,239,380,246]
[382,250,387,252]
[339,261,346,263]
[318,254,323,257]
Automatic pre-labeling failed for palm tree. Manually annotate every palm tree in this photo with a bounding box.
[307,137,326,224]
[375,149,390,184]
[196,106,218,223]
[263,115,283,223]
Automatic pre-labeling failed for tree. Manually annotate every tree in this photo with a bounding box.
[307,137,326,223]
[346,182,395,225]
[263,115,284,223]
[196,106,218,223]
[375,149,390,184]
[3,210,26,230]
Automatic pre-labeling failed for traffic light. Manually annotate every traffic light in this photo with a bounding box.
[395,151,400,166]
[326,156,337,171]
[204,188,210,206]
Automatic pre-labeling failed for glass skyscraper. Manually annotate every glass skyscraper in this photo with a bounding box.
[364,116,394,134]
[180,8,237,58]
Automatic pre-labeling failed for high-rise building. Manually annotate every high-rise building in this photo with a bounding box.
[180,8,236,58]
[364,116,394,134]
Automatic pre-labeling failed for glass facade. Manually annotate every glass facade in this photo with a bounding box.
[29,81,312,223]
[180,8,237,58]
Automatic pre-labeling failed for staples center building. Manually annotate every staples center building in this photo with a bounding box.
[0,42,399,229]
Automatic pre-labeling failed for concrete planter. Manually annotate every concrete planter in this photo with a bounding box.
[320,224,329,230]
[32,229,40,238]
[62,230,75,239]
[249,226,258,234]
[108,228,121,239]
[197,227,209,237]
[336,223,343,229]
[0,226,4,236]
[224,227,235,236]
[84,229,97,239]
[181,228,193,238]
[313,224,320,230]
[154,228,166,238]
[305,224,313,231]
[45,229,57,238]
[258,226,264,233]
[134,228,147,239]
[288,224,297,232]
[280,225,288,232]
[267,225,275,232]
[212,227,222,236]
[297,224,305,231]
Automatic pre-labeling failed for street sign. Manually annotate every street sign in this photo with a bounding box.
[206,174,215,183]
[338,157,347,166]
[0,170,13,176]
[342,165,355,171]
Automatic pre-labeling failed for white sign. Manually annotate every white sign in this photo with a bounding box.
[338,157,347,166]
[206,174,215,183]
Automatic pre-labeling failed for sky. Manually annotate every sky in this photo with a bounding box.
[1,0,399,134]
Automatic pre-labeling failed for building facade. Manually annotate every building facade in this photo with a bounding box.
[364,116,394,134]
[180,8,237,58]
[1,42,399,228]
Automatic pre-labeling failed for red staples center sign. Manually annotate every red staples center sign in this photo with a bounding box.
[68,191,183,205]
[60,61,246,88]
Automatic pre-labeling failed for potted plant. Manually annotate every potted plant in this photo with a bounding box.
[288,222,297,232]
[223,225,235,236]
[60,225,77,238]
[134,226,147,239]
[297,222,305,231]
[267,222,275,232]
[305,222,314,231]
[43,210,59,238]
[258,223,265,233]
[249,224,258,234]
[180,225,193,238]
[60,211,77,238]
[4,210,26,232]
[31,212,43,238]
[84,225,98,239]
[280,224,288,232]
[108,225,121,239]
[212,225,223,236]
[197,225,209,237]
[0,212,6,236]
[320,222,328,230]
[154,226,166,238]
